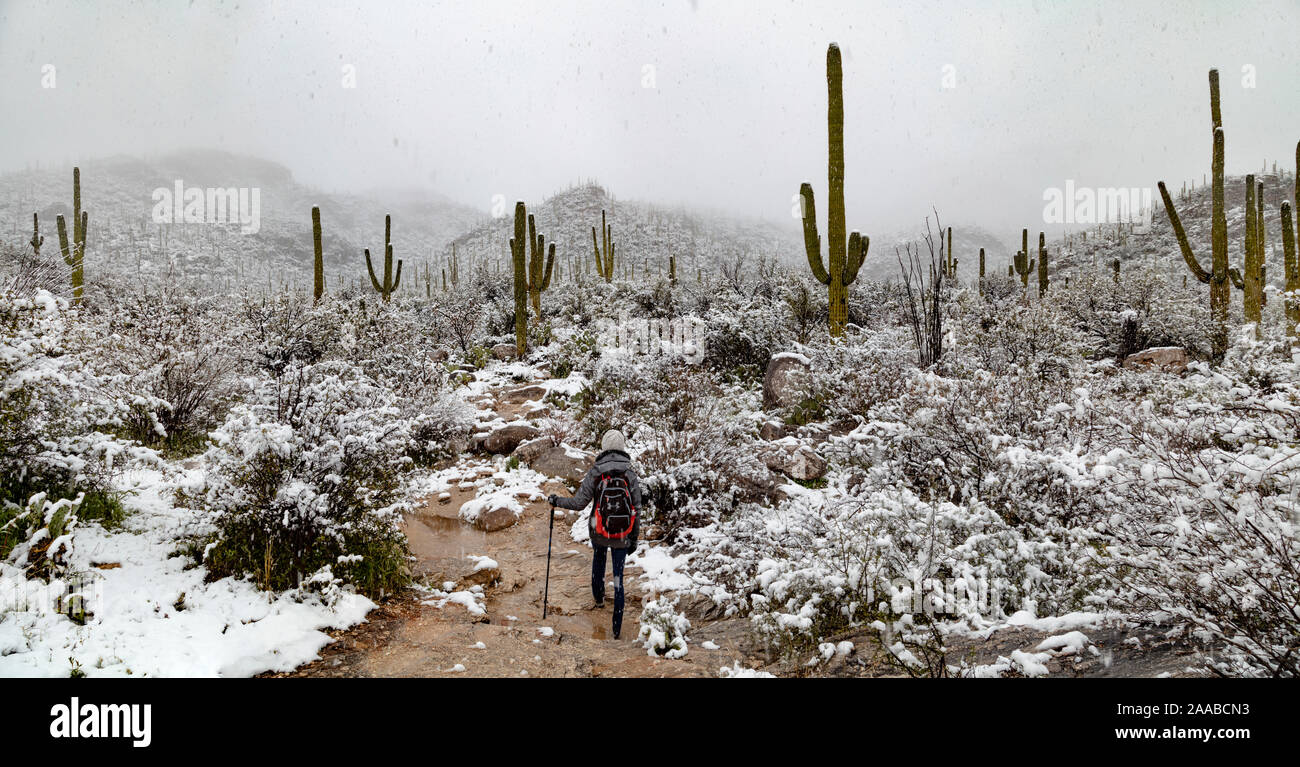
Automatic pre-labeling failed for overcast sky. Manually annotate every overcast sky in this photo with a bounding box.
[1,0,1297,236]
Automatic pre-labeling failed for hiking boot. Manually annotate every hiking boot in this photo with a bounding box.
[593,598,606,609]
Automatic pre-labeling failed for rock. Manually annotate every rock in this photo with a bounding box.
[1122,346,1189,374]
[475,502,520,532]
[758,420,788,441]
[458,563,500,589]
[498,384,547,404]
[528,446,594,484]
[482,423,540,454]
[763,353,812,411]
[429,348,450,364]
[512,436,554,464]
[491,343,518,361]
[759,442,828,481]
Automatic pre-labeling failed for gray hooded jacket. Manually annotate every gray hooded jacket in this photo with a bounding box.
[553,449,642,550]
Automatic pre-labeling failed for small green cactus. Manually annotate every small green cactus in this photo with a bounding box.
[364,215,402,301]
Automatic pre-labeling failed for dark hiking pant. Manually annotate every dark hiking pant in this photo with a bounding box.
[591,545,627,637]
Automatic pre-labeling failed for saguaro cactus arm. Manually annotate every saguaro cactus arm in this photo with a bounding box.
[1157,181,1211,284]
[364,248,384,292]
[799,183,830,285]
[845,231,868,284]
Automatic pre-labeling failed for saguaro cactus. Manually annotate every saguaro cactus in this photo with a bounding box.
[364,215,402,301]
[943,227,958,279]
[799,43,870,337]
[1037,232,1049,295]
[1157,69,1231,360]
[311,206,325,303]
[29,213,43,257]
[978,247,985,295]
[525,213,555,320]
[509,202,530,356]
[1257,180,1267,308]
[669,254,677,285]
[1012,230,1034,289]
[55,167,88,303]
[592,210,615,282]
[1282,201,1298,339]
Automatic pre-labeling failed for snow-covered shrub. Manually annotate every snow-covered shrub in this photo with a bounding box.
[0,288,150,553]
[638,595,690,658]
[85,278,240,453]
[186,360,414,597]
[690,481,1082,663]
[797,328,914,424]
[1,492,81,580]
[1052,266,1217,360]
[1093,331,1300,676]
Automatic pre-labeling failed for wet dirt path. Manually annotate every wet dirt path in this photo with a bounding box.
[269,378,745,678]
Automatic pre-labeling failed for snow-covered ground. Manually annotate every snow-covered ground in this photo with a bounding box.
[0,468,374,677]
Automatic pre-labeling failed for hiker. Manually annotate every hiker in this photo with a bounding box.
[548,429,641,640]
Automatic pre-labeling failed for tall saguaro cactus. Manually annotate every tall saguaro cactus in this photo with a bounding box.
[1037,232,1049,295]
[978,247,985,295]
[1284,140,1300,340]
[1157,69,1231,360]
[55,167,88,303]
[799,43,870,337]
[943,227,958,279]
[30,213,43,257]
[592,210,615,282]
[364,215,402,301]
[509,202,530,356]
[1012,229,1034,289]
[1235,175,1264,327]
[1282,200,1298,339]
[311,206,325,303]
[525,213,555,320]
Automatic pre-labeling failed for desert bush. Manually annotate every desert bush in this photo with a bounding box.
[186,361,414,598]
[0,289,151,578]
[86,279,240,453]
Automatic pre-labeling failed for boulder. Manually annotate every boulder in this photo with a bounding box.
[1122,347,1189,374]
[482,423,540,454]
[429,348,450,364]
[498,384,547,404]
[759,442,828,482]
[762,353,812,411]
[491,343,518,361]
[474,502,521,532]
[512,436,554,464]
[528,446,594,484]
[758,420,788,441]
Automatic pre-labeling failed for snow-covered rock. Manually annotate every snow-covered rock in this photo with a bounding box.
[762,352,811,411]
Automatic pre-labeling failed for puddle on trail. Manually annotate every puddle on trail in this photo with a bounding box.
[404,513,488,563]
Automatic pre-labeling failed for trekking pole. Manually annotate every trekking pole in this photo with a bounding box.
[542,499,556,620]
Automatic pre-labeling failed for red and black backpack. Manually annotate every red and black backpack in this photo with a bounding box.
[593,470,636,540]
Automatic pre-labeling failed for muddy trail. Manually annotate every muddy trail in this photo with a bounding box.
[267,376,1206,679]
[269,378,764,678]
